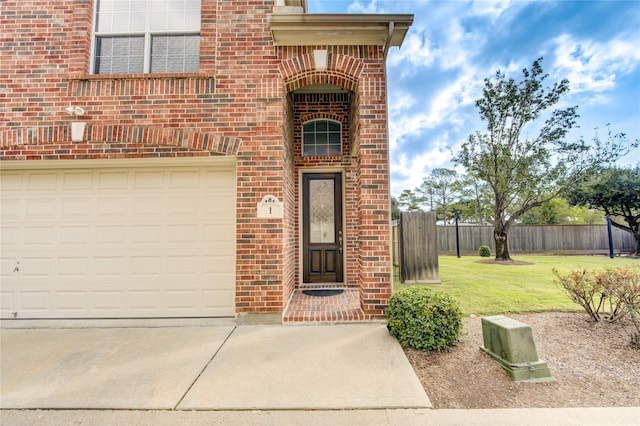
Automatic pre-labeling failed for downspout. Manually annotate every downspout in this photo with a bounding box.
[383,21,394,59]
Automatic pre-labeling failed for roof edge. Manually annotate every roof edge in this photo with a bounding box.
[269,13,414,48]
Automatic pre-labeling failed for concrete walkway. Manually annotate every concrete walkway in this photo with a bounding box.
[1,407,639,426]
[1,320,638,425]
[1,321,428,410]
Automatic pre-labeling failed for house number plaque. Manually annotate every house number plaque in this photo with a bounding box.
[257,195,283,219]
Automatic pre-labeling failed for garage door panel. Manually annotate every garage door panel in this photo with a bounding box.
[92,290,127,311]
[56,291,87,312]
[19,291,52,313]
[1,226,19,246]
[1,163,236,319]
[166,256,199,274]
[204,169,234,185]
[169,170,200,187]
[21,257,53,277]
[58,258,90,276]
[1,291,14,313]
[135,171,165,188]
[59,226,91,245]
[26,172,57,190]
[203,224,235,241]
[203,289,235,308]
[202,274,236,287]
[0,197,21,219]
[26,198,57,219]
[167,224,199,243]
[130,256,164,275]
[97,197,128,216]
[204,255,235,273]
[95,225,127,244]
[168,197,200,216]
[97,171,128,189]
[62,171,93,189]
[165,290,199,310]
[1,258,17,277]
[95,257,126,276]
[61,197,92,217]
[130,225,162,243]
[24,226,55,245]
[0,172,23,190]
[128,290,161,310]
[133,197,163,215]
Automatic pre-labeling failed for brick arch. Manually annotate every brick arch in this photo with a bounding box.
[298,113,344,125]
[279,53,364,93]
[0,125,242,159]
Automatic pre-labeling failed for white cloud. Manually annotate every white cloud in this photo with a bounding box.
[470,0,513,18]
[347,0,382,14]
[387,32,434,72]
[388,67,484,150]
[388,92,416,117]
[391,146,452,195]
[551,33,640,94]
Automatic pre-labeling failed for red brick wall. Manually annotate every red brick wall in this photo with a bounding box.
[1,1,393,318]
[215,1,287,313]
[279,46,393,319]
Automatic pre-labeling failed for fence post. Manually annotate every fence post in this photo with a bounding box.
[455,216,461,258]
[606,214,614,259]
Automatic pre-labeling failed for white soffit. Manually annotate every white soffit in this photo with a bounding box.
[269,14,414,47]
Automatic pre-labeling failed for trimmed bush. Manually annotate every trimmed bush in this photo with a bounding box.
[387,286,463,352]
[478,245,491,257]
[553,265,640,347]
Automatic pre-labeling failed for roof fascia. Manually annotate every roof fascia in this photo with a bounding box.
[269,13,414,49]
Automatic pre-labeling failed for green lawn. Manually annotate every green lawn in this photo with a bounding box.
[394,255,639,316]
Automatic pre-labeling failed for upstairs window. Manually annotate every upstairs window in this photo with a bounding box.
[303,120,342,157]
[93,0,201,74]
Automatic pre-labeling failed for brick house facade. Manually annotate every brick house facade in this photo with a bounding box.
[0,0,412,321]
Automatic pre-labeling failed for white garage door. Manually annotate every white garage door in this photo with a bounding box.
[0,158,236,319]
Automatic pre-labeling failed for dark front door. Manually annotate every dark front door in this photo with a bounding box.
[303,173,343,284]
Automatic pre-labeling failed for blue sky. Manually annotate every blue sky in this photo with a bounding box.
[308,0,640,195]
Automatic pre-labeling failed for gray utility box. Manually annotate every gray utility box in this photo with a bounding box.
[480,315,555,382]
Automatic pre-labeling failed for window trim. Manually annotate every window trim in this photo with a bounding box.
[90,0,201,75]
[302,119,343,157]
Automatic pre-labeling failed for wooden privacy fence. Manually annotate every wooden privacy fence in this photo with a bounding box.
[437,224,636,255]
[391,217,635,282]
[396,212,440,283]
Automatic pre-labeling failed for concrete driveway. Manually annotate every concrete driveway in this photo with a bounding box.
[0,321,430,411]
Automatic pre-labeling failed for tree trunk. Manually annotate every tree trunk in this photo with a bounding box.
[608,218,640,257]
[494,222,511,260]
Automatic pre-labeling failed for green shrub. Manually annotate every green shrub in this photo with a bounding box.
[478,245,491,257]
[387,286,463,352]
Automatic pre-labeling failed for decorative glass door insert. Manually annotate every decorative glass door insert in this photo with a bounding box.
[309,179,335,244]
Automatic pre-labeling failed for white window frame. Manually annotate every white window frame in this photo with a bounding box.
[90,0,201,74]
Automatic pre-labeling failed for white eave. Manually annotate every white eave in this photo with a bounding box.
[269,14,414,49]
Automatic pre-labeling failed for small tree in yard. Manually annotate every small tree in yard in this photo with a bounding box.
[567,164,640,256]
[417,168,461,223]
[454,57,638,260]
[398,189,422,212]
